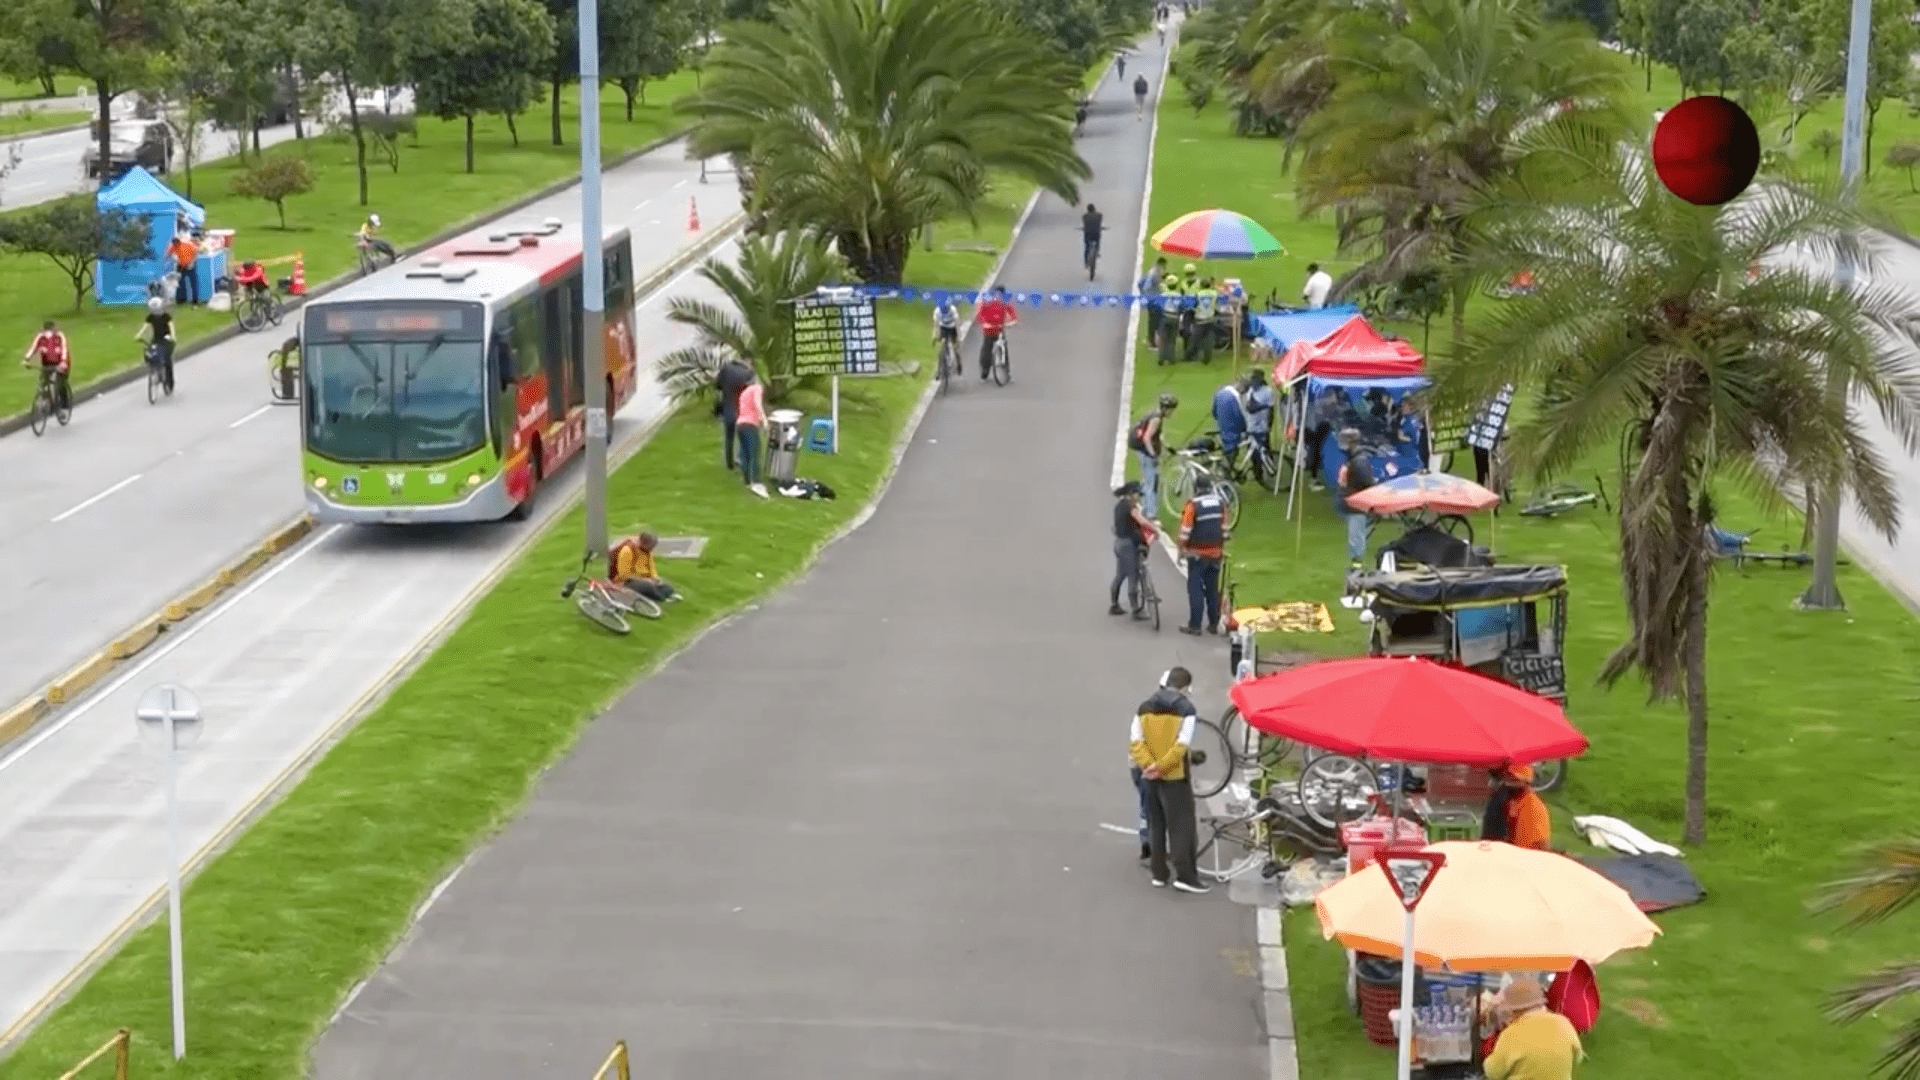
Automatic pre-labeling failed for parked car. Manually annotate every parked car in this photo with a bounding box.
[83,119,174,181]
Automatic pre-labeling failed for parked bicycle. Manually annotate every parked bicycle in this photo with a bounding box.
[1164,443,1242,529]
[561,553,663,634]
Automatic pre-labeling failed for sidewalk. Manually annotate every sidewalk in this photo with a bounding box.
[310,32,1269,1080]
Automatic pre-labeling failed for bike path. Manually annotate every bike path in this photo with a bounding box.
[311,33,1268,1080]
[0,238,740,1048]
[0,144,738,715]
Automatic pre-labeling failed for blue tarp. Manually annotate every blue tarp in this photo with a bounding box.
[1250,305,1361,351]
[95,166,206,306]
[1308,374,1432,494]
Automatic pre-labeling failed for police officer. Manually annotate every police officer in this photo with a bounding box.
[1177,476,1228,635]
[1157,272,1186,366]
[1190,277,1218,362]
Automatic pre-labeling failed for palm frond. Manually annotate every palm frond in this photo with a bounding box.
[1817,839,1920,928]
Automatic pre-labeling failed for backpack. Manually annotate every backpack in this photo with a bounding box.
[1128,412,1157,452]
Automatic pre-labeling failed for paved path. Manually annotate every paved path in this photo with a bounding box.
[0,141,737,713]
[1834,235,1920,610]
[312,34,1268,1080]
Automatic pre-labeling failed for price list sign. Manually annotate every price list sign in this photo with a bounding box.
[792,294,880,377]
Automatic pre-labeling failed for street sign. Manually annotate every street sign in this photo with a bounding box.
[135,684,203,750]
[1378,846,1446,912]
[792,291,881,376]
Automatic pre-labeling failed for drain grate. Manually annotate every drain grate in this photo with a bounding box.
[653,536,708,560]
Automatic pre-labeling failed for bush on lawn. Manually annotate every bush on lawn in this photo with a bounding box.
[229,156,319,229]
[0,197,151,310]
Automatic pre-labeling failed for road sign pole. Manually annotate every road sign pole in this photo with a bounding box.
[1379,848,1446,1080]
[579,0,609,562]
[136,684,202,1061]
[1397,905,1416,1080]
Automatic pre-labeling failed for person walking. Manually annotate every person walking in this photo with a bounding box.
[1130,667,1209,892]
[735,369,770,498]
[1139,257,1169,347]
[168,232,202,306]
[1109,481,1155,617]
[1335,427,1376,568]
[1133,74,1150,119]
[1301,262,1333,310]
[1178,475,1227,636]
[1128,392,1176,519]
[715,357,753,471]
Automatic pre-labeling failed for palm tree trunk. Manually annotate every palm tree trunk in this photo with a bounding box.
[1449,280,1468,363]
[1682,565,1710,845]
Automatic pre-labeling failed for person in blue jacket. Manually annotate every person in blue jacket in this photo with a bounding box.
[1211,379,1248,459]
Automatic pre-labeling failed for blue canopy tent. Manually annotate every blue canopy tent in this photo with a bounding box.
[1249,304,1361,352]
[95,166,209,306]
[1288,374,1433,528]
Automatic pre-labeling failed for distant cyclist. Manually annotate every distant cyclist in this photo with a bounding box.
[1081,203,1105,277]
[1075,97,1090,135]
[930,296,961,373]
[975,286,1018,380]
[22,320,73,412]
[135,296,176,393]
[1134,74,1150,119]
[356,213,396,262]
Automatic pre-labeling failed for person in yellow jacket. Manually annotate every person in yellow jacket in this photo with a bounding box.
[608,532,680,603]
[1484,976,1584,1080]
[1129,666,1210,893]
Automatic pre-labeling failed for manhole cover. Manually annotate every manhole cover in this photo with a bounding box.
[654,536,708,560]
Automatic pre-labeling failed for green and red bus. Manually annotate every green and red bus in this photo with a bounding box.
[299,220,639,524]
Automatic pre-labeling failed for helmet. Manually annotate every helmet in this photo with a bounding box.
[368,213,382,227]
[1115,480,1143,497]
[1193,475,1213,494]
[1158,391,1178,409]
[146,296,164,314]
[1246,369,1266,386]
[1183,262,1197,273]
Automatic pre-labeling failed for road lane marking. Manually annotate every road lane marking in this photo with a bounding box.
[50,475,142,523]
[637,245,725,310]
[0,523,341,777]
[674,178,688,189]
[633,198,651,211]
[229,404,272,428]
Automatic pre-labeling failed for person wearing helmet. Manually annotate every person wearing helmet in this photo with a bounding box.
[1127,391,1178,518]
[356,213,395,262]
[1243,369,1275,481]
[1109,480,1155,617]
[1176,263,1203,359]
[1138,256,1169,347]
[1157,273,1185,365]
[135,295,176,392]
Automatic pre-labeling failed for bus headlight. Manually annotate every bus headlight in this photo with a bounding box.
[312,475,328,489]
[466,473,482,486]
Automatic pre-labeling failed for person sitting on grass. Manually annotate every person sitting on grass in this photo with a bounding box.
[609,532,680,604]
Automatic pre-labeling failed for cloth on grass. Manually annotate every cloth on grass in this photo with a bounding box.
[776,478,837,500]
[1574,814,1681,857]
[1575,853,1704,913]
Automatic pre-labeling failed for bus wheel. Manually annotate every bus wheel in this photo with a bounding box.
[508,442,543,521]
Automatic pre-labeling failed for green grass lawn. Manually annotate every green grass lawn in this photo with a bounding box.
[0,75,81,103]
[1139,80,1920,1080]
[0,177,1033,1079]
[0,107,88,138]
[0,73,699,419]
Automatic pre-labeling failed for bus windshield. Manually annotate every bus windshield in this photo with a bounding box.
[303,302,488,464]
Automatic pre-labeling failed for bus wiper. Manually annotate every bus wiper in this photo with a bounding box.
[400,334,447,406]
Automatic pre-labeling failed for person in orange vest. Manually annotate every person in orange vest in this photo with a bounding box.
[1481,764,1552,850]
[168,232,202,306]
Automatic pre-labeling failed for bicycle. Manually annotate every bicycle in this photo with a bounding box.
[1196,798,1343,882]
[1133,537,1161,632]
[1520,477,1610,518]
[560,554,664,634]
[988,332,1011,386]
[233,283,285,333]
[355,236,396,277]
[144,342,173,404]
[936,334,959,397]
[1165,446,1241,530]
[26,365,72,436]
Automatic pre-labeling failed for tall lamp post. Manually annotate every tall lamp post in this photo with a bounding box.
[135,683,203,1061]
[579,0,610,562]
[1800,0,1873,611]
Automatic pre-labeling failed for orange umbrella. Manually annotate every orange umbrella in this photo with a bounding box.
[1315,840,1661,971]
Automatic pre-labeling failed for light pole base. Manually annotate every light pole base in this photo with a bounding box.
[1792,590,1847,612]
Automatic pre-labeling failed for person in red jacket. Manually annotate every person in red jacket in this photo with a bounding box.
[975,286,1017,380]
[22,320,73,411]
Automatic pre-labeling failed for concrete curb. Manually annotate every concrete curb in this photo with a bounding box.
[0,207,740,759]
[0,127,701,439]
[0,214,747,1054]
[1258,907,1301,1080]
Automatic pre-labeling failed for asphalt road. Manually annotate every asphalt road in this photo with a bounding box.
[0,141,739,713]
[311,34,1269,1080]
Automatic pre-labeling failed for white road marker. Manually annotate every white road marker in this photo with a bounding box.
[50,474,143,523]
[229,404,272,429]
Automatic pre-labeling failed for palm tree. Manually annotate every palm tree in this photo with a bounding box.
[677,0,1088,284]
[1445,125,1920,845]
[656,229,849,405]
[1293,0,1633,354]
[1819,839,1920,1080]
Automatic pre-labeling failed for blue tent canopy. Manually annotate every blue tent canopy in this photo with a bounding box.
[95,166,206,306]
[1250,304,1361,351]
[1303,373,1433,491]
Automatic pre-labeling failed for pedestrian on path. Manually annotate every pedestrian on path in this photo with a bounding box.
[715,357,753,471]
[735,369,770,498]
[1134,74,1150,119]
[1129,666,1210,892]
[1178,475,1227,636]
[1335,428,1375,567]
[1128,392,1176,519]
[1110,481,1155,617]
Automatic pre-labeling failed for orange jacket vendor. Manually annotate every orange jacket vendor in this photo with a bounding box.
[1481,764,1551,850]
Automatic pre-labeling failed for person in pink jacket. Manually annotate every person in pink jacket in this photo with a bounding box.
[736,370,769,498]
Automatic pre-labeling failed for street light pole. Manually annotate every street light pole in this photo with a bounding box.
[135,683,203,1061]
[1801,0,1873,611]
[579,0,610,562]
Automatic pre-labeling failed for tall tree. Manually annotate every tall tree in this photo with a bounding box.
[1450,124,1920,844]
[19,0,180,183]
[299,0,464,205]
[602,0,689,120]
[1667,0,1743,96]
[412,0,555,171]
[680,0,1088,283]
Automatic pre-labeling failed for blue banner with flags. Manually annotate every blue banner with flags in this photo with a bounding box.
[835,283,1236,310]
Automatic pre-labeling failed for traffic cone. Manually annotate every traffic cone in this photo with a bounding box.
[290,253,307,296]
[688,197,700,232]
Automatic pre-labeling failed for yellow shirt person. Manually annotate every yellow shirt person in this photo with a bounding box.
[1484,977,1584,1080]
[608,533,678,603]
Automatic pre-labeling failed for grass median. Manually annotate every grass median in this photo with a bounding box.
[1134,80,1920,1080]
[0,107,88,138]
[0,73,698,419]
[0,177,1033,1079]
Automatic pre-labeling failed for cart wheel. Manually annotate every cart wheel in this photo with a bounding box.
[1297,752,1379,831]
[1434,513,1473,544]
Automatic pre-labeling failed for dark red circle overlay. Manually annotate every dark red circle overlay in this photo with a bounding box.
[1652,96,1761,206]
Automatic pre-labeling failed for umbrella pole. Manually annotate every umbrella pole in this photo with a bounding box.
[1397,906,1418,1080]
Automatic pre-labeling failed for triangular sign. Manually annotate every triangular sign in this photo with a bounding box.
[1378,847,1446,911]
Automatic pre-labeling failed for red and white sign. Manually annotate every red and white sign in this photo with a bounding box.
[1377,846,1446,912]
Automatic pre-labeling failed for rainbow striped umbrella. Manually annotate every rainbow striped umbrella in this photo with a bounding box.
[1150,209,1287,260]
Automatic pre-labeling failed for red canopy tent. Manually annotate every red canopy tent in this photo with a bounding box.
[1272,315,1425,383]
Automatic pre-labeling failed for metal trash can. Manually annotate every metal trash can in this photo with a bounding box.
[767,408,804,486]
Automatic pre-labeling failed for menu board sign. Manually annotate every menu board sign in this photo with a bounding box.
[792,293,880,376]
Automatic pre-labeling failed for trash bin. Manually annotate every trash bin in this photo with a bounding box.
[1355,953,1422,1046]
[767,408,804,486]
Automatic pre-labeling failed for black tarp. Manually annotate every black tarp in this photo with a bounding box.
[1355,564,1567,607]
[1576,853,1705,913]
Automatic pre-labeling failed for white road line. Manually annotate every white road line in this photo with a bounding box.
[49,474,143,523]
[637,243,728,311]
[673,178,688,189]
[229,404,272,429]
[633,199,652,211]
[0,523,342,776]
[1111,33,1172,489]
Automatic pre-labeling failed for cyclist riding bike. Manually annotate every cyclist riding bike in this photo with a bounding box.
[135,297,176,392]
[234,258,271,300]
[975,286,1018,380]
[1134,74,1150,119]
[1075,97,1090,134]
[1081,203,1105,273]
[356,213,396,262]
[22,320,73,412]
[930,297,961,373]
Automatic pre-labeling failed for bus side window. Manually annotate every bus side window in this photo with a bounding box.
[565,271,585,410]
[541,285,567,422]
[511,297,541,382]
[490,331,516,391]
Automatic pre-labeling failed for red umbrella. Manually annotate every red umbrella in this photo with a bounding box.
[1227,656,1587,765]
[1344,472,1501,516]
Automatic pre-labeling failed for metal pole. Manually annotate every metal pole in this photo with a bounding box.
[164,714,186,1059]
[579,0,609,561]
[1396,905,1416,1080]
[1801,0,1872,611]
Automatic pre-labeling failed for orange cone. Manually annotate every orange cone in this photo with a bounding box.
[290,253,307,296]
[688,198,700,232]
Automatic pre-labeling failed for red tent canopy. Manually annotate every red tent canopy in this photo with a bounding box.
[1273,315,1426,383]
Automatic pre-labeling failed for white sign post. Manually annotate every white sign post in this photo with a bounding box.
[1378,847,1446,1080]
[135,683,203,1060]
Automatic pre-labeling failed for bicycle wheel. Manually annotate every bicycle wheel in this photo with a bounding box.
[576,592,631,634]
[1186,716,1234,799]
[1297,752,1379,830]
[147,365,160,404]
[237,297,266,332]
[602,583,664,620]
[30,389,48,436]
[1216,479,1241,530]
[1136,547,1161,631]
[1434,513,1473,543]
[938,342,953,396]
[1221,706,1295,771]
[1531,757,1568,793]
[267,296,285,326]
[991,338,1010,386]
[55,385,72,425]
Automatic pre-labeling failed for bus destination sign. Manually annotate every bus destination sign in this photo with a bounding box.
[792,292,880,377]
[318,304,478,337]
